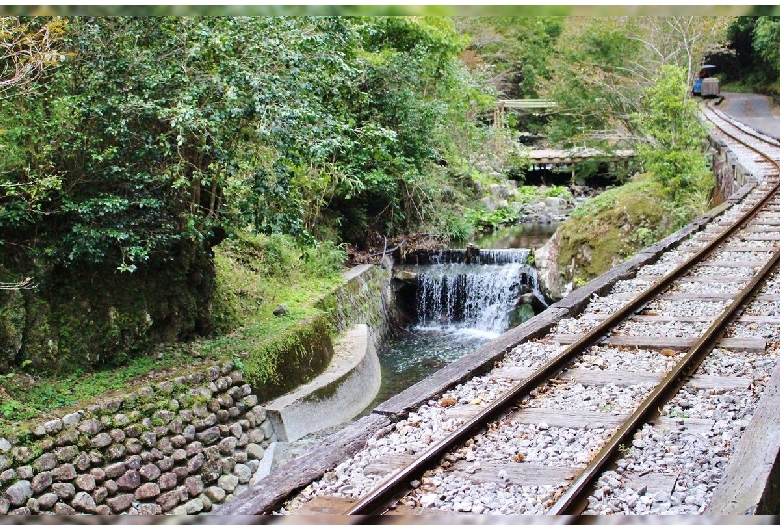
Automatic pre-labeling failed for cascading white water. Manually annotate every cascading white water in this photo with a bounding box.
[414,248,542,336]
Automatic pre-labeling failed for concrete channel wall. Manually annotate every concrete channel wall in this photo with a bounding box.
[214,134,752,516]
[0,262,393,516]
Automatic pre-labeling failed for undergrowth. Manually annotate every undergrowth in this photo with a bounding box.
[0,232,346,432]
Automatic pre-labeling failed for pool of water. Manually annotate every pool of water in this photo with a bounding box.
[473,222,559,250]
[364,325,498,412]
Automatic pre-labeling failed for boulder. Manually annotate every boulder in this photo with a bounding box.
[3,481,32,506]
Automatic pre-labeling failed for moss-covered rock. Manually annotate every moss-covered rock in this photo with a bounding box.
[537,174,712,300]
[0,242,215,374]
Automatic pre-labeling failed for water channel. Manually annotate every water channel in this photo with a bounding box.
[366,222,558,410]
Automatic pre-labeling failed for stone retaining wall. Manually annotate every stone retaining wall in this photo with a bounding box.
[0,362,273,516]
[710,137,755,200]
[0,262,395,515]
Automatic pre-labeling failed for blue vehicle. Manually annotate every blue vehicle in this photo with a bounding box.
[693,65,719,97]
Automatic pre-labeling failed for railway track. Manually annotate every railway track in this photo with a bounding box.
[278,103,780,517]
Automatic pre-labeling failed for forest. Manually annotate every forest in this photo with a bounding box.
[1,15,779,420]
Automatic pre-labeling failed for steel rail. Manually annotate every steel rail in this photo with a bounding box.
[549,244,780,514]
[550,106,780,514]
[344,108,780,516]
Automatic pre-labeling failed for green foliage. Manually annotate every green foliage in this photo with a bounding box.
[545,185,573,200]
[465,205,519,232]
[443,214,476,243]
[632,65,712,200]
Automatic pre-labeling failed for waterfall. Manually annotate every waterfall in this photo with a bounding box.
[413,248,543,335]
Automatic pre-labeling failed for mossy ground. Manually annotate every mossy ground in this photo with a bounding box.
[556,173,714,286]
[0,232,346,431]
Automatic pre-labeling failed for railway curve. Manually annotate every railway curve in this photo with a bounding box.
[217,100,780,518]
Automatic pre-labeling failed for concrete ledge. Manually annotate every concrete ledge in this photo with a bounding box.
[266,324,381,442]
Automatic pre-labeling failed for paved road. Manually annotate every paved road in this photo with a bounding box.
[718,92,780,139]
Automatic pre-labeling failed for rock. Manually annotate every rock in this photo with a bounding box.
[72,491,97,513]
[89,467,106,483]
[31,472,53,494]
[184,497,204,514]
[158,472,178,491]
[220,457,236,474]
[134,483,160,500]
[196,426,220,445]
[0,438,11,453]
[32,452,57,473]
[91,432,112,448]
[124,424,142,438]
[54,502,76,515]
[187,452,205,474]
[56,429,79,447]
[103,479,118,495]
[8,507,31,515]
[172,506,187,516]
[139,463,161,482]
[172,448,187,462]
[0,455,10,474]
[16,465,33,480]
[94,505,111,515]
[93,486,108,504]
[124,454,142,470]
[183,425,196,442]
[78,419,102,435]
[4,480,32,506]
[106,444,126,460]
[198,493,212,512]
[116,469,141,491]
[54,445,78,463]
[217,474,238,493]
[171,435,187,448]
[139,432,156,448]
[51,482,76,500]
[106,493,135,514]
[62,411,82,427]
[272,303,287,316]
[125,439,142,455]
[246,444,265,460]
[204,486,226,503]
[156,490,181,512]
[218,436,237,455]
[37,493,58,510]
[233,464,252,484]
[138,503,162,515]
[157,437,174,454]
[173,466,188,481]
[200,459,222,484]
[11,447,33,465]
[53,463,77,481]
[157,456,174,472]
[74,474,96,492]
[105,462,127,479]
[184,476,204,497]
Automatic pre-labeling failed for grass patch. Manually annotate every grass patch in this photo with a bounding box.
[0,232,346,435]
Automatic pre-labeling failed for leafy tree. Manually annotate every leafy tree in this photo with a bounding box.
[542,17,730,146]
[632,64,710,199]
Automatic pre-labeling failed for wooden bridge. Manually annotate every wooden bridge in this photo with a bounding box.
[528,147,635,168]
[494,99,557,128]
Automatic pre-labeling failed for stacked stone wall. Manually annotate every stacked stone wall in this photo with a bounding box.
[0,361,274,515]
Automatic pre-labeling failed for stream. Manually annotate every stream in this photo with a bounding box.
[365,222,558,411]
